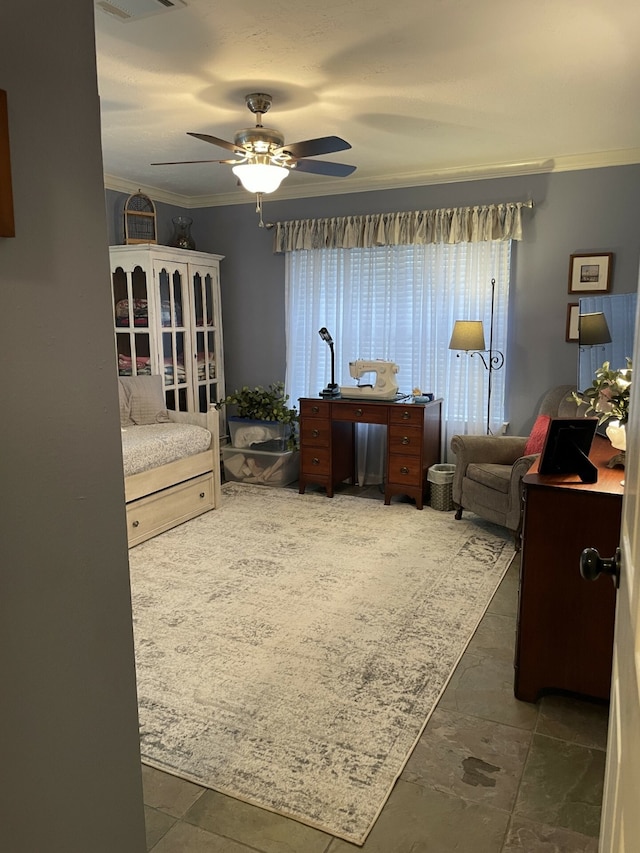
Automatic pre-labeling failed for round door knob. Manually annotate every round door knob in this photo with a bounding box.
[580,546,621,588]
[132,520,139,528]
[199,492,205,498]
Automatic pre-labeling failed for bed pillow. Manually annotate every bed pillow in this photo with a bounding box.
[119,375,170,425]
[524,414,552,455]
[118,379,134,427]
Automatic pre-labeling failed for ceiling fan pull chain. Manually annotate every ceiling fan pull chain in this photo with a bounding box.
[255,193,273,230]
[256,193,266,228]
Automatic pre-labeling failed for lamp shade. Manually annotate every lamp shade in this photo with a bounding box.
[579,312,612,346]
[449,320,486,351]
[232,163,288,194]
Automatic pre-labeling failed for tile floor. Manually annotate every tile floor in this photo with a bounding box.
[142,483,609,852]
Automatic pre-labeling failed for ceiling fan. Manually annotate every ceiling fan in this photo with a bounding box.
[152,92,357,197]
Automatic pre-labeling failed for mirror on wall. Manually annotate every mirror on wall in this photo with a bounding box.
[578,293,637,391]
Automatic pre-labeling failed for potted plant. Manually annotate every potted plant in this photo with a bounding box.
[571,359,632,424]
[216,382,299,450]
[571,359,632,462]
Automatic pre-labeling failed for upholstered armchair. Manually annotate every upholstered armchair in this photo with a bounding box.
[450,385,581,538]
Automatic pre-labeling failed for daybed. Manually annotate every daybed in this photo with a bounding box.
[118,375,221,547]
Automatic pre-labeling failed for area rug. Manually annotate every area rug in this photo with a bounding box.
[128,482,514,845]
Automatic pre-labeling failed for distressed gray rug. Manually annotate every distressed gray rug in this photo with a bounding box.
[129,482,514,845]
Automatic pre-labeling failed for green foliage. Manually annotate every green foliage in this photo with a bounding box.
[571,359,633,425]
[216,383,299,450]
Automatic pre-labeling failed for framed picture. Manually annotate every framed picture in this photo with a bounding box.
[0,89,15,238]
[566,303,579,342]
[568,252,613,294]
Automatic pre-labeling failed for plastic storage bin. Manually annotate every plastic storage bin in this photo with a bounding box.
[227,417,292,452]
[222,446,299,487]
[427,463,456,511]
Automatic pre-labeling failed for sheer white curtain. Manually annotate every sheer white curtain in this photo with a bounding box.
[285,240,512,483]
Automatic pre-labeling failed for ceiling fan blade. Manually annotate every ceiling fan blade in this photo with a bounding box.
[187,132,244,154]
[277,136,351,159]
[292,159,356,177]
[151,158,233,165]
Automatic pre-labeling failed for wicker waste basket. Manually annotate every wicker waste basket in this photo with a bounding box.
[427,463,456,511]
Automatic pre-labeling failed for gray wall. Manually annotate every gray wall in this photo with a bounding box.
[109,165,640,436]
[2,4,145,851]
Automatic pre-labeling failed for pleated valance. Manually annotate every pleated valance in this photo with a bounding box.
[273,200,532,253]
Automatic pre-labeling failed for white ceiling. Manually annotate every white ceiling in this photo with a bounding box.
[94,0,640,207]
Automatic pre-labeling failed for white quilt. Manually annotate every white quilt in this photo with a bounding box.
[121,423,211,477]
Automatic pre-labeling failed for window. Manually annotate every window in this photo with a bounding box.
[285,239,512,480]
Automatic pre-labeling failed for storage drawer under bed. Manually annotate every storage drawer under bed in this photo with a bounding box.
[126,473,214,547]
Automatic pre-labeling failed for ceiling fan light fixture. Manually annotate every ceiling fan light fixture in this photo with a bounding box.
[232,162,288,194]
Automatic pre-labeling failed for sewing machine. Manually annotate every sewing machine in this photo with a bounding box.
[339,359,400,400]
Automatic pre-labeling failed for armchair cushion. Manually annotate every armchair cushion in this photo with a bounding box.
[466,463,512,494]
[524,414,552,455]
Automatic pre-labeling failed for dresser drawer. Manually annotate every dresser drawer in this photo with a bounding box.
[301,446,331,475]
[300,420,331,446]
[388,424,423,456]
[387,454,424,486]
[300,399,330,419]
[389,405,424,426]
[332,402,388,424]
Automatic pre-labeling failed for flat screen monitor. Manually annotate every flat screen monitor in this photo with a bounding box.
[539,417,599,483]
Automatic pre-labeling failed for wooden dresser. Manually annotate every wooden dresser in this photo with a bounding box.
[298,397,442,509]
[515,435,622,703]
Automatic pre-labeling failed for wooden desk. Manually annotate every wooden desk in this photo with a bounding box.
[298,397,442,509]
[515,435,621,702]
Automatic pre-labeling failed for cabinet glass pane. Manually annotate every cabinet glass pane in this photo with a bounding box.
[204,274,214,327]
[112,265,149,328]
[117,332,150,375]
[198,383,217,412]
[192,271,215,328]
[193,273,204,326]
[196,330,216,380]
[158,267,184,327]
[172,269,184,327]
[162,330,187,387]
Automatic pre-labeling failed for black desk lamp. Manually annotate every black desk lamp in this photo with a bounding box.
[318,327,341,398]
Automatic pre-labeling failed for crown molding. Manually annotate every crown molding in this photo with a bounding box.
[104,147,640,209]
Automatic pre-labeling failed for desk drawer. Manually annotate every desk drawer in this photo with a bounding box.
[388,424,422,456]
[301,446,331,475]
[332,402,388,424]
[300,399,330,419]
[389,405,424,426]
[387,454,424,486]
[300,421,331,446]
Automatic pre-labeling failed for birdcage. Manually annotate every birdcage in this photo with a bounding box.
[123,191,157,245]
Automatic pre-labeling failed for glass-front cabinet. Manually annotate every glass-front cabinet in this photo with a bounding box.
[109,245,225,416]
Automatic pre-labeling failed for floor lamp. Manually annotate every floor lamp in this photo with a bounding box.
[449,278,505,435]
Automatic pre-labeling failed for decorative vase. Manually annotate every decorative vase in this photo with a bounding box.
[169,216,195,250]
[605,422,626,469]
